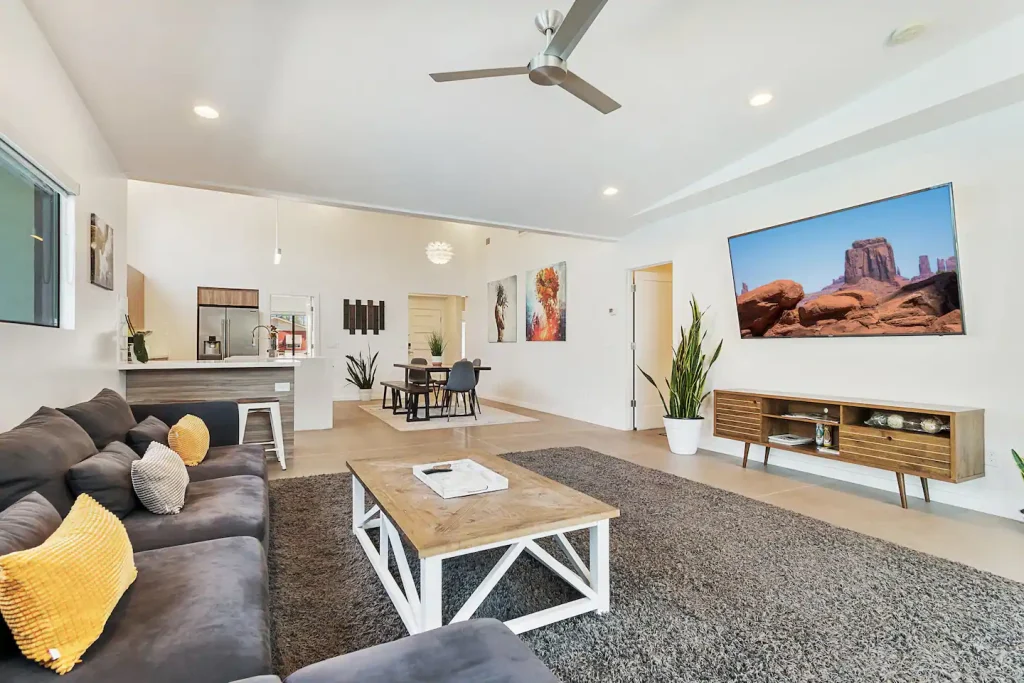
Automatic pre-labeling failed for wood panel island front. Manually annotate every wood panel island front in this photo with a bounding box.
[121,360,303,455]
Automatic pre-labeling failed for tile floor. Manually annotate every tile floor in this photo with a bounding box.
[272,400,1024,583]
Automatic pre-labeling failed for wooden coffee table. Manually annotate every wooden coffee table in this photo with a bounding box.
[347,451,619,635]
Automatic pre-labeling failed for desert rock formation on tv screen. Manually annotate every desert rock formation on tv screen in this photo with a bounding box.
[736,237,963,338]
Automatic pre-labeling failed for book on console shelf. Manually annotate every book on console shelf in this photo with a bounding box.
[767,434,814,447]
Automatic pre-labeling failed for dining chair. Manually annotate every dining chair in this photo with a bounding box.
[471,358,484,414]
[410,356,443,403]
[441,359,478,421]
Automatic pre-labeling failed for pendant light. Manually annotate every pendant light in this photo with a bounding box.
[273,200,282,265]
[426,241,454,265]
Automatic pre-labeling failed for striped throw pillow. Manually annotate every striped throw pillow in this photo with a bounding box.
[130,443,188,515]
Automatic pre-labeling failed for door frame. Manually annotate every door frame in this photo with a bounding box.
[625,262,673,430]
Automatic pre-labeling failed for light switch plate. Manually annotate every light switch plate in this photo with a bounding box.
[275,382,291,392]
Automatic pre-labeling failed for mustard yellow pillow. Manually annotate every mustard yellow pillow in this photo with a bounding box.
[0,494,137,674]
[168,414,210,466]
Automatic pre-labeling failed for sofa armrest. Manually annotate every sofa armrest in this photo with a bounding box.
[131,401,239,446]
[284,620,559,683]
[230,677,282,683]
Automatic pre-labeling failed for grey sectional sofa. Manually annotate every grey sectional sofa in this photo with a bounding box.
[0,390,559,683]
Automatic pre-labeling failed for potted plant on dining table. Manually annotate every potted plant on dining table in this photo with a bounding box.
[638,295,723,455]
[427,331,447,367]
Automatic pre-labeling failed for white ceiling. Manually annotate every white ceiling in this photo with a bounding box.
[26,0,1024,238]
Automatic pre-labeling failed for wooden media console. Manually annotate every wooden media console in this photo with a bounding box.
[713,389,984,508]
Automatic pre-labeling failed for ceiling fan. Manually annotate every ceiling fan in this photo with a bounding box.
[429,0,620,115]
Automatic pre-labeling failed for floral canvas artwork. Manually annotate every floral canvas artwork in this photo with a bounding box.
[525,261,566,342]
[487,275,517,342]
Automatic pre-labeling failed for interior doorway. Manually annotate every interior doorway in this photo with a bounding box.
[631,263,673,430]
[407,294,466,364]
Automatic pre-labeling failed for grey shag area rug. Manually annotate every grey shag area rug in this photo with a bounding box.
[268,447,1024,682]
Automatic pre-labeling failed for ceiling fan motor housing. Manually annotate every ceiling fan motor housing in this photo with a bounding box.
[528,54,567,86]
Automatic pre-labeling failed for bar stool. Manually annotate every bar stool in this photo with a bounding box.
[238,398,286,469]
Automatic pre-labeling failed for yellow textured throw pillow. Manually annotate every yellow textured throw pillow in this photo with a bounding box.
[0,494,137,674]
[168,414,210,466]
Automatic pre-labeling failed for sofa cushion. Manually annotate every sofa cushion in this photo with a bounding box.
[0,493,62,658]
[0,537,272,683]
[189,445,267,482]
[283,619,560,683]
[0,407,98,516]
[169,415,211,466]
[0,495,138,675]
[59,389,137,451]
[121,475,267,552]
[131,443,189,515]
[67,442,139,519]
[125,415,170,456]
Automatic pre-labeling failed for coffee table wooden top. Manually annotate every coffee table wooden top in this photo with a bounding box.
[347,451,619,558]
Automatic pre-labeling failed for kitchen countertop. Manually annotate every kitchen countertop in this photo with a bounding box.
[119,359,303,371]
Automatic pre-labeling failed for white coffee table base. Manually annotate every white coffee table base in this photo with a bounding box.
[351,476,611,635]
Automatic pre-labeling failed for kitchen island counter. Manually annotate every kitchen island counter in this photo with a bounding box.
[121,357,334,459]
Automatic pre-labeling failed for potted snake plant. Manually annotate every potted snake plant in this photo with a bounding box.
[638,295,723,455]
[427,331,447,366]
[345,345,378,401]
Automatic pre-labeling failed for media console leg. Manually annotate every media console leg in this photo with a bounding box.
[920,477,930,503]
[742,443,750,468]
[763,446,771,466]
[895,472,908,509]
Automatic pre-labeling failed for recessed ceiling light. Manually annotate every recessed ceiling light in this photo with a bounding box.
[602,187,619,196]
[887,24,926,47]
[193,105,220,119]
[749,92,773,107]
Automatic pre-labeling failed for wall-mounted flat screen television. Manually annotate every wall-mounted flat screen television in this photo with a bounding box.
[728,184,964,338]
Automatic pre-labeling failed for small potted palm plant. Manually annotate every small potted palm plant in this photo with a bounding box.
[427,331,446,366]
[638,295,723,455]
[345,345,378,401]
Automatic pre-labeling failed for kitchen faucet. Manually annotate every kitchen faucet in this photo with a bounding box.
[251,325,278,358]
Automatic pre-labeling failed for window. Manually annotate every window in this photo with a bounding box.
[0,142,61,327]
[270,294,316,357]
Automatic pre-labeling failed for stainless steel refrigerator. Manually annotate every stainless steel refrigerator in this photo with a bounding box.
[197,306,261,359]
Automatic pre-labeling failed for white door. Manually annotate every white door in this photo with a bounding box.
[409,308,442,359]
[633,270,673,430]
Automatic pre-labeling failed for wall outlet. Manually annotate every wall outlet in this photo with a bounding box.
[275,382,291,392]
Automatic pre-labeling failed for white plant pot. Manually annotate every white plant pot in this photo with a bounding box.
[431,356,443,367]
[663,417,703,455]
[358,388,373,402]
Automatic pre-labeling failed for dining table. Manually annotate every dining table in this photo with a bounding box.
[391,362,491,422]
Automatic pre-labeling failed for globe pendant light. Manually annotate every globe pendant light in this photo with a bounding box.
[426,241,454,265]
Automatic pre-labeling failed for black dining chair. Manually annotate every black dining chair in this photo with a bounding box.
[441,359,478,421]
[471,358,484,414]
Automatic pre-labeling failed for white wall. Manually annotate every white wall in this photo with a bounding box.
[468,231,629,429]
[617,100,1024,520]
[127,181,495,400]
[0,1,126,430]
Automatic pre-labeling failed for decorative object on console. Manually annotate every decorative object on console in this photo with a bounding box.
[865,410,949,434]
[427,330,447,366]
[89,213,114,290]
[343,299,385,335]
[638,295,723,455]
[526,261,566,342]
[714,389,984,508]
[728,184,965,338]
[487,276,518,343]
[345,345,379,401]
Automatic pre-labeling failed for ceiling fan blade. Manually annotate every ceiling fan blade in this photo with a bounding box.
[430,66,528,82]
[544,0,610,60]
[559,71,620,114]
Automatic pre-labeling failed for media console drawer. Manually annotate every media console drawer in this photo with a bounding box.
[711,389,984,509]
